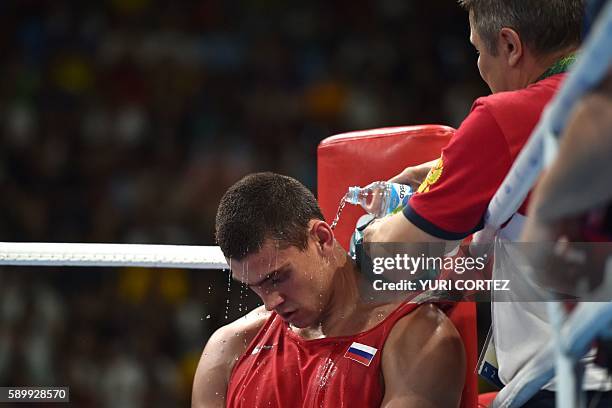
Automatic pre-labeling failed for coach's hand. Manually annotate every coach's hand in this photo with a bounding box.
[389,158,439,191]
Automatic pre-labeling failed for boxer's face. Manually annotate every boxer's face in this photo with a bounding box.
[230,224,335,328]
[469,18,509,93]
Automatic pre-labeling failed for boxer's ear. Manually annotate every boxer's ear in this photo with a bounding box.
[309,220,334,253]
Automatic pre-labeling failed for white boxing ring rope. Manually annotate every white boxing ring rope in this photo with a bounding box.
[0,242,229,269]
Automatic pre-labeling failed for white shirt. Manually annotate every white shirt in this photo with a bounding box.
[492,213,612,391]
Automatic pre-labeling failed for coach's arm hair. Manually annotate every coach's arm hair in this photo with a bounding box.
[380,304,466,408]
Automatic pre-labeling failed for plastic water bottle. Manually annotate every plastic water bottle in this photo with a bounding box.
[345,181,412,218]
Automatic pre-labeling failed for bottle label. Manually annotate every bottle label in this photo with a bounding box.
[387,183,412,215]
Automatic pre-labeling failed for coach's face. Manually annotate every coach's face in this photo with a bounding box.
[230,221,336,328]
[470,18,510,93]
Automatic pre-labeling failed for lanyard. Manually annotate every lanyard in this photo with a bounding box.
[536,54,576,81]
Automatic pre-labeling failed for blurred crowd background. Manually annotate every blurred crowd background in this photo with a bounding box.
[0,0,488,406]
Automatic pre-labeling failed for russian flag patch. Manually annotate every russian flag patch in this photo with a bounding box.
[344,342,378,366]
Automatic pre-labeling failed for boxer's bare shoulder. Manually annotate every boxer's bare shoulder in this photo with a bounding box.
[191,306,271,408]
[380,303,466,407]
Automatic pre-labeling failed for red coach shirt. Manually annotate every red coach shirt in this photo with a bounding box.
[404,74,566,240]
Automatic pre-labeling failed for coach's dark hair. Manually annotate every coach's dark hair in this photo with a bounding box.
[458,0,584,56]
[215,172,325,260]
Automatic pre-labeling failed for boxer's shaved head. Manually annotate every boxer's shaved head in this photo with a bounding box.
[458,0,584,56]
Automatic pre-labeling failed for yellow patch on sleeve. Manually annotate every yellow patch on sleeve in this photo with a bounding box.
[417,158,444,194]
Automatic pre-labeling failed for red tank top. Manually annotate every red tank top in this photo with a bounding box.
[226,302,420,408]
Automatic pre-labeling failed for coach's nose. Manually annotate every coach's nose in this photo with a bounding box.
[262,291,284,312]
